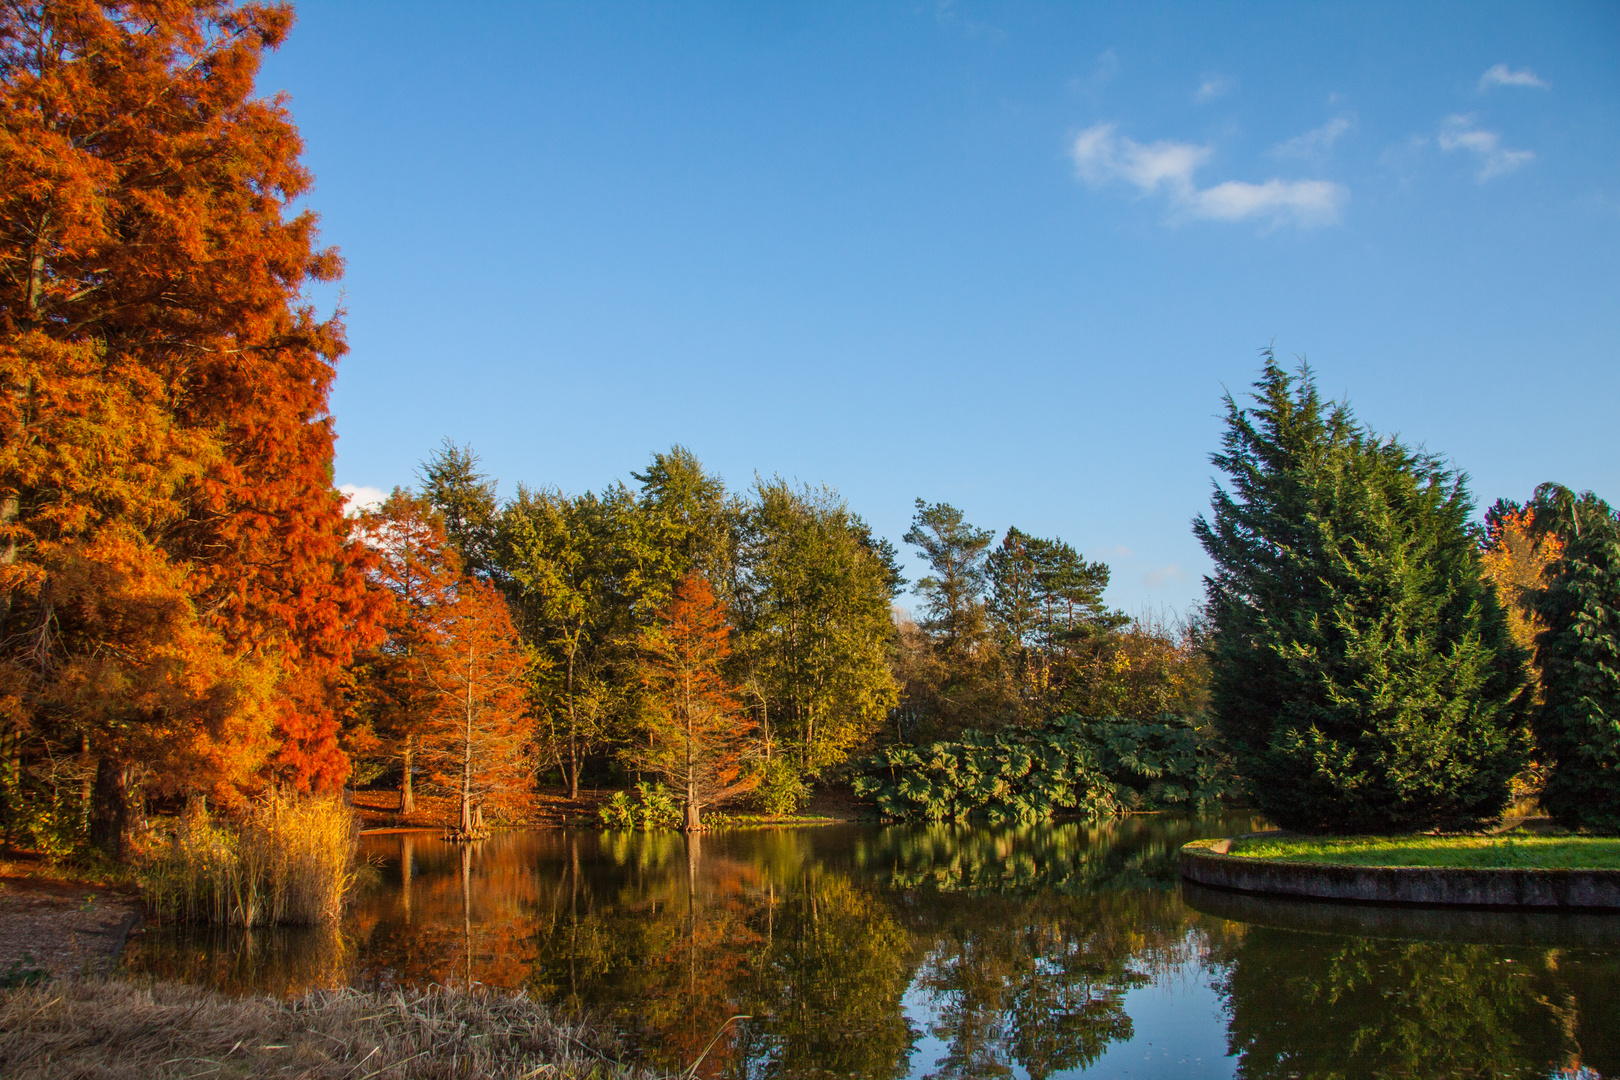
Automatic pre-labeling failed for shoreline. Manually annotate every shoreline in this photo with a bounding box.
[1180,837,1620,909]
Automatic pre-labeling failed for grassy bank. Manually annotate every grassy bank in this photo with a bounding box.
[0,979,656,1079]
[1229,834,1620,869]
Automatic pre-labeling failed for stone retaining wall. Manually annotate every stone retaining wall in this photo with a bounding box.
[1179,839,1620,909]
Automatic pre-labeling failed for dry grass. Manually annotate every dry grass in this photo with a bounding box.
[141,793,359,927]
[0,978,658,1079]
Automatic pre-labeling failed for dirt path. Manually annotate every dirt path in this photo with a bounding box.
[0,877,142,981]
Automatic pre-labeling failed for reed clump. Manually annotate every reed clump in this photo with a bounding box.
[141,792,359,927]
[0,978,654,1079]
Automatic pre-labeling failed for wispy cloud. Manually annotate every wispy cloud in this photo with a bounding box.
[340,483,387,516]
[1071,123,1347,228]
[1187,179,1346,227]
[1072,123,1209,193]
[1478,64,1549,91]
[1438,114,1533,179]
[1144,563,1190,589]
[1269,115,1354,159]
[1194,73,1229,103]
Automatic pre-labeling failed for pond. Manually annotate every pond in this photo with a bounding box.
[125,814,1620,1079]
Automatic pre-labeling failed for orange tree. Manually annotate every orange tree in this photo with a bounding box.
[0,2,383,854]
[634,571,757,830]
[418,579,534,835]
[354,491,463,815]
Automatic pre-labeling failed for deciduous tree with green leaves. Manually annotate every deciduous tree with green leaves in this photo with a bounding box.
[1194,354,1530,831]
[733,480,899,806]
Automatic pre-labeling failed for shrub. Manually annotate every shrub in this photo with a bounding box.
[753,759,811,817]
[596,782,684,830]
[1079,716,1230,811]
[141,791,358,926]
[851,715,1227,824]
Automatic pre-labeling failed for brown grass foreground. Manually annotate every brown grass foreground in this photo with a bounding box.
[0,979,662,1079]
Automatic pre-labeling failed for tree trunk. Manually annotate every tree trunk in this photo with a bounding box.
[90,757,133,861]
[78,733,93,823]
[684,783,701,832]
[566,648,580,800]
[400,738,414,815]
[0,495,16,631]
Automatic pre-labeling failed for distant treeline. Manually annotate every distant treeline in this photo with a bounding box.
[348,443,1210,826]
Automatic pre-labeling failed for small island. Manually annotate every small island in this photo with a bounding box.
[1181,833,1620,909]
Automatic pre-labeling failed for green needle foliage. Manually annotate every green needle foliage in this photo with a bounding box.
[1529,484,1620,832]
[1194,355,1531,832]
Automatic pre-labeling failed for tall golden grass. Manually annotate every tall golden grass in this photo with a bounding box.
[141,792,358,927]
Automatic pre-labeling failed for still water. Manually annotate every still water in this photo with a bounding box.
[125,815,1620,1079]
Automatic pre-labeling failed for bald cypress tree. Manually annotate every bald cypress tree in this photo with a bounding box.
[1194,355,1530,831]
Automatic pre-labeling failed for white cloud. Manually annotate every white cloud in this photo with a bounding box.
[339,484,387,516]
[1144,563,1190,589]
[1479,64,1548,91]
[1187,179,1346,227]
[1269,115,1354,159]
[1071,123,1347,228]
[1194,73,1230,103]
[1071,123,1209,195]
[1438,114,1533,179]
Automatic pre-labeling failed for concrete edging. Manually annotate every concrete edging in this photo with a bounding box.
[1179,838,1620,909]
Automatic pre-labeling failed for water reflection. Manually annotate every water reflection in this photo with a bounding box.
[124,817,1620,1079]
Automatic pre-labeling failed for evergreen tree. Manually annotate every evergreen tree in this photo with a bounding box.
[419,440,501,583]
[1529,484,1620,831]
[1193,355,1529,831]
[903,500,994,661]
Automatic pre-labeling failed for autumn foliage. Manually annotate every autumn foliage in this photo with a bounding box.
[1,1,384,852]
[635,572,756,830]
[417,579,534,836]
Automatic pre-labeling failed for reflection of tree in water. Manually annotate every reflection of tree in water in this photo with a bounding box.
[515,822,1235,1079]
[848,818,1245,1079]
[1213,929,1620,1079]
[852,815,1265,896]
[123,921,354,996]
[523,830,915,1078]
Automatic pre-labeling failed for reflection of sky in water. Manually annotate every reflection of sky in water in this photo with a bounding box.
[1079,971,1235,1080]
[124,818,1620,1079]
[899,939,1236,1080]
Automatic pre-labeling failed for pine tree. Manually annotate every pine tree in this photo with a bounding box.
[1529,484,1620,831]
[1193,354,1530,831]
[419,441,501,584]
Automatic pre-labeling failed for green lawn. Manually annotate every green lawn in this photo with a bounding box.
[1228,834,1620,870]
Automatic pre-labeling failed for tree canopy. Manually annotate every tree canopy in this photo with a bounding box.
[1194,354,1530,831]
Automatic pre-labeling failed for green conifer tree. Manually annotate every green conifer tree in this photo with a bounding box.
[1193,354,1529,831]
[1529,484,1620,831]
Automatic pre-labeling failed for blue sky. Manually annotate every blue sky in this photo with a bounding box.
[264,1,1620,616]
